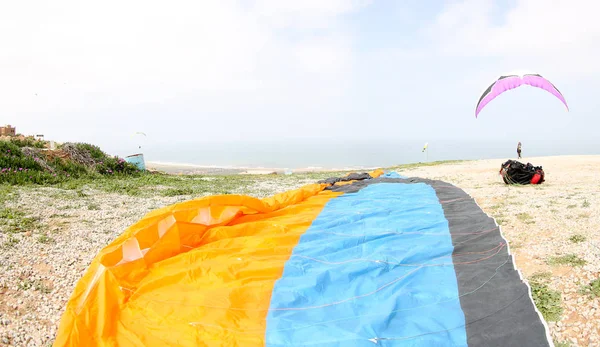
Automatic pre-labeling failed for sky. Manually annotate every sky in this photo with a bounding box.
[2,0,599,166]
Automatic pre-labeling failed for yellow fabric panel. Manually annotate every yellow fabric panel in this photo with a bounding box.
[54,183,342,347]
[369,169,384,178]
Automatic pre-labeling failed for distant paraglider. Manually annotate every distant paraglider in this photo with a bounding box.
[475,71,569,117]
[125,132,147,171]
[133,132,147,149]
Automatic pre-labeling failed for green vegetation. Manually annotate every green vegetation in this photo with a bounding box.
[568,234,586,243]
[37,232,54,244]
[547,254,587,267]
[0,140,471,201]
[0,137,361,197]
[388,159,467,171]
[18,278,52,293]
[2,235,20,249]
[8,137,47,149]
[528,271,563,322]
[0,207,41,234]
[579,277,600,298]
[529,271,552,282]
[516,212,535,224]
[508,241,522,249]
[0,140,140,185]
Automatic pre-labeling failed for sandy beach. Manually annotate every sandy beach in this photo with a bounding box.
[145,161,378,176]
[1,155,599,346]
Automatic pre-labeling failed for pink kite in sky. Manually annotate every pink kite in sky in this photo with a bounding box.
[475,72,569,118]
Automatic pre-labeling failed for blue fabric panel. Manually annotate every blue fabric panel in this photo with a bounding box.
[382,171,407,179]
[265,183,467,346]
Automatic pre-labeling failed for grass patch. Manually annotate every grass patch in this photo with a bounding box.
[388,160,467,171]
[582,200,590,208]
[57,205,76,210]
[37,233,54,244]
[49,213,71,218]
[530,271,552,282]
[49,190,76,200]
[0,140,141,185]
[62,170,344,198]
[18,278,52,294]
[567,204,577,209]
[547,254,586,267]
[509,241,522,249]
[528,272,563,322]
[568,234,586,243]
[87,203,101,210]
[0,155,463,201]
[554,341,571,347]
[530,284,563,322]
[491,211,507,226]
[0,185,16,204]
[579,278,600,298]
[162,187,194,197]
[516,212,535,224]
[0,207,41,234]
[2,235,20,249]
[489,204,503,211]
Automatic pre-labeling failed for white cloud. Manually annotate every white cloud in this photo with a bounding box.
[250,0,372,29]
[0,0,365,141]
[426,0,600,77]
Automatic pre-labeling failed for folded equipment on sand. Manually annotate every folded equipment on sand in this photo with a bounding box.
[499,159,545,185]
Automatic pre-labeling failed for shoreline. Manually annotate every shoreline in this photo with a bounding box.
[145,161,382,175]
[145,154,599,175]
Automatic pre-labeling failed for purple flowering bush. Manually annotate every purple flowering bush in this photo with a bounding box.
[0,141,141,184]
[95,156,139,175]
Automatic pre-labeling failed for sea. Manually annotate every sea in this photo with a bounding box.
[115,138,600,171]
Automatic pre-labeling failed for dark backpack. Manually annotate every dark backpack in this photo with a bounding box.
[499,160,545,185]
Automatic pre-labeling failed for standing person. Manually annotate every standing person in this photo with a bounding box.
[517,141,522,159]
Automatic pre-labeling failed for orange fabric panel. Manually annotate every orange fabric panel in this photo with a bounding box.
[54,183,341,347]
[369,169,384,178]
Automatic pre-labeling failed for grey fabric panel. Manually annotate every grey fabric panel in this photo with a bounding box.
[323,177,551,346]
[428,178,551,347]
[317,172,372,185]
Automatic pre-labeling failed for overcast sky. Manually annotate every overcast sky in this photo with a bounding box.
[2,0,598,159]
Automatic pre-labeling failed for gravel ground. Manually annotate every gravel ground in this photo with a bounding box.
[0,179,314,346]
[1,156,599,346]
[401,155,600,346]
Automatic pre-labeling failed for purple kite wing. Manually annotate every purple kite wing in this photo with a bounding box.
[475,75,524,117]
[522,74,569,111]
[475,73,569,117]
